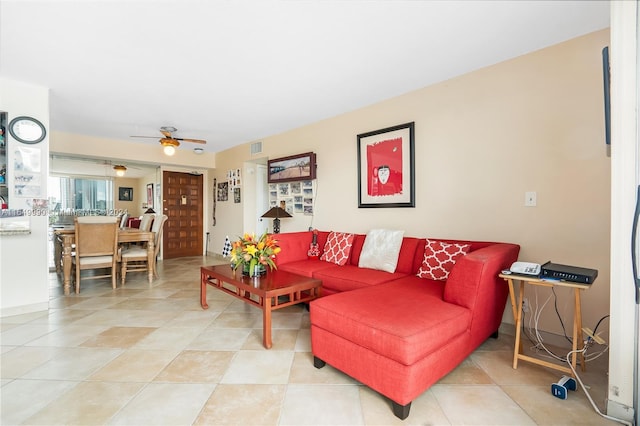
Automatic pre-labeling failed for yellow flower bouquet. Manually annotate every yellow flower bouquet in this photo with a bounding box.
[230,231,281,276]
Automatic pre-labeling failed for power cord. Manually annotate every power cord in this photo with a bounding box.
[566,346,633,426]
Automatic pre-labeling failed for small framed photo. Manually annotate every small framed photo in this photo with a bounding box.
[119,187,133,201]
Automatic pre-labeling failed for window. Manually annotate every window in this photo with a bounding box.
[48,175,114,222]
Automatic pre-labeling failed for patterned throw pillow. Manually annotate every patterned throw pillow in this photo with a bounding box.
[417,239,471,281]
[320,231,355,266]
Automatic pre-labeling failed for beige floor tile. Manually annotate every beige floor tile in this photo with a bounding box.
[109,382,216,425]
[359,386,451,425]
[154,350,235,383]
[437,358,495,385]
[295,328,311,351]
[0,346,65,378]
[431,384,536,425]
[471,348,560,386]
[89,348,178,381]
[22,346,122,380]
[75,308,181,327]
[210,311,262,328]
[0,323,59,345]
[25,324,111,347]
[0,310,49,324]
[222,350,294,384]
[80,326,157,348]
[242,328,299,350]
[194,384,285,425]
[164,310,219,328]
[24,381,144,425]
[280,383,364,425]
[0,379,77,425]
[65,296,124,310]
[129,288,182,298]
[502,384,614,425]
[132,326,203,350]
[187,327,252,350]
[289,351,359,385]
[34,304,93,322]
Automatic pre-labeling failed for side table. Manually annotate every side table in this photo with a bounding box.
[499,273,590,376]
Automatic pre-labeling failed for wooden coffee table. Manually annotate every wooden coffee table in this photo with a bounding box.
[200,265,322,349]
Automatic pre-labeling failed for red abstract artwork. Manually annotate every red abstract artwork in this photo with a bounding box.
[366,137,403,196]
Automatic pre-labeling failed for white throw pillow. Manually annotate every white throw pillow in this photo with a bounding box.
[358,229,405,273]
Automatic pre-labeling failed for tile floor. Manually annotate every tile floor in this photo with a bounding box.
[1,255,616,425]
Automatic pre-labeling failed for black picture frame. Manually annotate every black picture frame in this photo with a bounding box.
[357,122,415,208]
[268,152,316,183]
[119,187,133,201]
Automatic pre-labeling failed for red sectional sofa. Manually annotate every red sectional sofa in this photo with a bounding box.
[274,230,520,420]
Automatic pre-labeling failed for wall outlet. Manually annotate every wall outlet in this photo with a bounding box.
[522,298,530,313]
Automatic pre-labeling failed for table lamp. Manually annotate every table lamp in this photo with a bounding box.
[261,206,292,234]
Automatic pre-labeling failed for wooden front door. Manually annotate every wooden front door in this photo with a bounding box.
[162,171,203,259]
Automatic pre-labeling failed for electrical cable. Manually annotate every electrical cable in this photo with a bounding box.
[566,348,633,426]
[552,287,572,344]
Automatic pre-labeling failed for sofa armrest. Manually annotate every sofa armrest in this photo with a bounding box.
[444,243,520,311]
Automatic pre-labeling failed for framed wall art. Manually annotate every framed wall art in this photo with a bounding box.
[119,187,133,201]
[357,122,415,208]
[267,152,316,183]
[146,183,154,208]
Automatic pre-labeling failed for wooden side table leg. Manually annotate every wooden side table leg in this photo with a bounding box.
[513,281,525,369]
[574,288,586,372]
[263,297,273,349]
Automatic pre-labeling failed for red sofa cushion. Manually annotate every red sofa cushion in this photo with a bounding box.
[278,258,336,277]
[312,264,408,293]
[311,279,470,365]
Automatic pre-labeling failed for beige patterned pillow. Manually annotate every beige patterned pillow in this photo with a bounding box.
[358,229,405,273]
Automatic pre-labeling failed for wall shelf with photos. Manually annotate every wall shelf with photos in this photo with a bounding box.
[268,180,315,216]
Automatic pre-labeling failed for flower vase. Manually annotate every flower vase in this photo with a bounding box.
[242,261,266,277]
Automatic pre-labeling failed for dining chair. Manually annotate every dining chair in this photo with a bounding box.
[139,213,155,232]
[119,212,129,229]
[120,214,168,285]
[72,216,119,294]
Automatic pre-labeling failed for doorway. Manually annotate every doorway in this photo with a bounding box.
[162,171,203,259]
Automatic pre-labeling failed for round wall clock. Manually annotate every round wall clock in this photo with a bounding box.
[9,116,46,144]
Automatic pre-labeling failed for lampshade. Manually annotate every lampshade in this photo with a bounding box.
[113,165,127,177]
[261,206,291,234]
[261,207,292,219]
[161,139,179,156]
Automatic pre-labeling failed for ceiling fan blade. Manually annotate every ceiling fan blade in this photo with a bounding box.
[160,130,173,138]
[130,135,160,139]
[175,138,206,144]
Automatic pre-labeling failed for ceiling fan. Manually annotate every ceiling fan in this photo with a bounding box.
[131,126,206,156]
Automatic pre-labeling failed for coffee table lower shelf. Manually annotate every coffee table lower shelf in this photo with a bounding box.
[200,265,322,349]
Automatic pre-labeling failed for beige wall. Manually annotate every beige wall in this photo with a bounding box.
[212,30,611,340]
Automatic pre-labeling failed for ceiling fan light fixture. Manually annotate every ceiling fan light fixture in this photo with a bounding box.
[161,139,179,156]
[113,165,127,176]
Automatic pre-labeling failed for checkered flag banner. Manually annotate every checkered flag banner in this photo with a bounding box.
[222,236,232,257]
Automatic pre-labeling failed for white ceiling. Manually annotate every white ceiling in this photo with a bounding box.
[1,0,610,156]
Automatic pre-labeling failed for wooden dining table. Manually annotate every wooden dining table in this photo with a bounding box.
[53,226,155,295]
